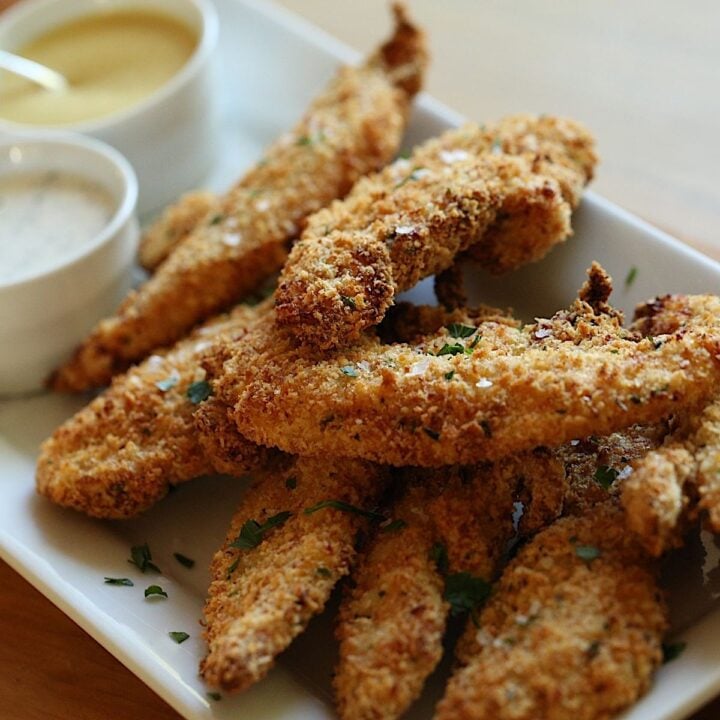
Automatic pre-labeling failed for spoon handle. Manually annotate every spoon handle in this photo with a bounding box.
[0,49,68,92]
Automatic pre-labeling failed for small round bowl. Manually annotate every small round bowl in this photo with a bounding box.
[0,136,139,396]
[0,0,219,216]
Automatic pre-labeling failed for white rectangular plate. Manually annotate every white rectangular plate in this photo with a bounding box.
[2,1,720,718]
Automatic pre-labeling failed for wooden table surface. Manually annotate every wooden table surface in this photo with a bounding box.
[1,0,719,718]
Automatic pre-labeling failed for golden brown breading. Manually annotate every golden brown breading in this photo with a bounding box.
[138,190,219,271]
[275,114,597,350]
[214,266,720,467]
[201,456,388,693]
[36,303,267,519]
[334,452,565,720]
[49,4,427,392]
[436,504,667,720]
[334,481,446,720]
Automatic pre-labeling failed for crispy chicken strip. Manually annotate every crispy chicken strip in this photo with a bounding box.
[215,265,720,466]
[275,114,597,350]
[50,4,427,391]
[334,451,565,720]
[139,190,219,271]
[36,302,270,519]
[437,504,667,720]
[202,455,388,693]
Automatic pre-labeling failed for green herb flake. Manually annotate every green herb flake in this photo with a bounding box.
[173,552,195,569]
[206,692,222,702]
[662,641,687,663]
[340,365,359,378]
[435,343,465,357]
[394,166,427,189]
[316,567,332,578]
[230,511,292,550]
[129,543,160,573]
[304,500,385,522]
[186,380,212,404]
[444,572,492,616]
[285,476,298,490]
[430,542,449,575]
[423,427,440,441]
[155,375,179,392]
[144,584,168,599]
[575,545,602,562]
[444,370,455,381]
[447,323,477,339]
[594,466,619,490]
[296,135,312,146]
[169,631,190,644]
[340,295,356,309]
[103,577,134,586]
[380,519,408,533]
[209,213,225,226]
[226,557,240,579]
[625,266,638,288]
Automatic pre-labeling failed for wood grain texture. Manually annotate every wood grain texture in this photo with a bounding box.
[1,0,719,718]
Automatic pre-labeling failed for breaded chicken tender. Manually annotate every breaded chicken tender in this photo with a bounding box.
[50,4,427,392]
[334,452,565,720]
[139,190,219,271]
[275,114,597,350]
[36,302,269,519]
[214,265,720,466]
[436,504,667,720]
[202,456,388,693]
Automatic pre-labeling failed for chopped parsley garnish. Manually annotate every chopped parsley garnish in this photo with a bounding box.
[430,542,449,575]
[206,692,222,702]
[340,295,356,309]
[625,266,638,288]
[186,380,212,404]
[423,427,440,441]
[285,476,297,490]
[155,375,178,392]
[394,166,427,189]
[209,213,225,225]
[316,567,332,578]
[169,631,190,644]
[436,343,465,357]
[662,641,687,663]
[380,519,408,533]
[129,543,160,573]
[447,323,476,339]
[397,150,411,160]
[173,552,195,569]
[144,584,168,599]
[444,370,455,381]
[226,557,240,578]
[104,577,134,586]
[304,500,385,522]
[444,572,491,617]
[296,135,312,146]
[575,545,601,562]
[340,365,359,378]
[594,466,618,490]
[230,511,292,550]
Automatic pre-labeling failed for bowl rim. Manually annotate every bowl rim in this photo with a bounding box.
[0,0,219,133]
[0,133,139,291]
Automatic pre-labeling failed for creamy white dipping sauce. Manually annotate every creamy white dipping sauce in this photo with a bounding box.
[0,170,115,284]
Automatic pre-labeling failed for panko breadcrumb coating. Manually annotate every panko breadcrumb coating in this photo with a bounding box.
[49,3,427,392]
[139,190,219,271]
[436,504,667,720]
[214,265,720,466]
[201,456,388,693]
[275,114,597,350]
[35,302,268,519]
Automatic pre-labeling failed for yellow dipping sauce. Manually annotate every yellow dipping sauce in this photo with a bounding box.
[0,10,198,126]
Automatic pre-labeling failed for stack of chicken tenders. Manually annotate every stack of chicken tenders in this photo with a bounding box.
[37,5,720,719]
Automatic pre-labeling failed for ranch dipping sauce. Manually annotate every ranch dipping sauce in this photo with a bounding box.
[0,10,198,126]
[0,170,115,284]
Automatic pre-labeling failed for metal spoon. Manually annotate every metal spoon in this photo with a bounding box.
[0,49,68,92]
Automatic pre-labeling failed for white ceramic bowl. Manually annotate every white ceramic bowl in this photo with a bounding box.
[0,136,139,395]
[0,0,219,216]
